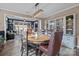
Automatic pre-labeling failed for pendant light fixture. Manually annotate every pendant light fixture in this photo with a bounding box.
[33,3,43,18]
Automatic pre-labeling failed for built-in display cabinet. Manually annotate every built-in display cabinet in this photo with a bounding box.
[48,14,76,49]
[62,15,76,49]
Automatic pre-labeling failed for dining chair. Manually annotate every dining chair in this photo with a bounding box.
[20,31,27,56]
[27,29,32,34]
[20,30,37,56]
[38,31,63,56]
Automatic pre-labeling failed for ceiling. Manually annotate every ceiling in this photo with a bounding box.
[0,3,79,19]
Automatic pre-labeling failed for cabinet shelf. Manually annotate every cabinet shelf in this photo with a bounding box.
[66,29,73,30]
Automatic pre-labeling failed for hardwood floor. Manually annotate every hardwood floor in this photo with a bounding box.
[0,35,78,56]
[0,35,24,56]
[0,38,21,56]
[0,35,36,56]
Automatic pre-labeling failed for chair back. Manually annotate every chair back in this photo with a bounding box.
[47,31,63,56]
[27,29,32,34]
[21,30,27,45]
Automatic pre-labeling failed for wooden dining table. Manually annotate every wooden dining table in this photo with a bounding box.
[28,34,49,44]
[26,34,49,55]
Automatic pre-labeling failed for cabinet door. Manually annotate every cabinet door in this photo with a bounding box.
[62,35,75,49]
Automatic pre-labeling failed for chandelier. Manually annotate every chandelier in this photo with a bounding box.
[33,3,43,18]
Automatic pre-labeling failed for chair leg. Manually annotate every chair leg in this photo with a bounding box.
[38,50,43,56]
[21,50,23,56]
[21,46,24,56]
[24,47,27,56]
[35,49,39,56]
[27,46,28,56]
[57,53,60,56]
[21,49,23,56]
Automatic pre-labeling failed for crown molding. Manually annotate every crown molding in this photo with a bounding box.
[0,8,32,18]
[0,8,46,20]
[46,4,79,20]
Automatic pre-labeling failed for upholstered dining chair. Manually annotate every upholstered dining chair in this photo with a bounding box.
[38,31,63,56]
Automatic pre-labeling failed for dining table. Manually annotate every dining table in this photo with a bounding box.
[27,33,49,55]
